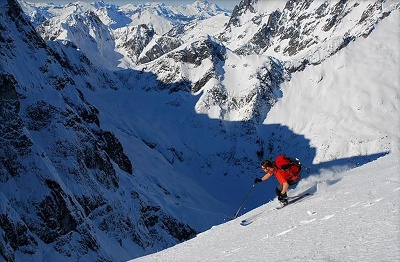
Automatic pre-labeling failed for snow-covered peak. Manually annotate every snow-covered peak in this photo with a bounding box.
[176,0,228,16]
[20,0,230,68]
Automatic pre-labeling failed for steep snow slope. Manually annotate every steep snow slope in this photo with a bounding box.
[131,152,400,262]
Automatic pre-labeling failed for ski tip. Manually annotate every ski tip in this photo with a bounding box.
[276,204,286,210]
[240,220,252,226]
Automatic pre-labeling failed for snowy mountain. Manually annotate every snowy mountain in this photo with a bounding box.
[19,0,230,68]
[131,152,400,262]
[1,0,399,261]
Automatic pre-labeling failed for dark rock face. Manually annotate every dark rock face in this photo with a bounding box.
[34,179,82,244]
[0,213,39,260]
[100,131,133,175]
[0,74,33,182]
[138,36,183,64]
[1,1,197,261]
[122,24,155,62]
[227,0,258,28]
[167,37,226,67]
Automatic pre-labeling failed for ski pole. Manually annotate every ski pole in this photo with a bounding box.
[233,184,255,219]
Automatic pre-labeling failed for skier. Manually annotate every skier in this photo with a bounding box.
[254,155,301,206]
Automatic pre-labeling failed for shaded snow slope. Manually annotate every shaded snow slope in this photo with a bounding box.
[131,152,400,262]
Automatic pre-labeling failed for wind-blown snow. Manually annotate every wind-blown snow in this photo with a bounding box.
[131,152,400,262]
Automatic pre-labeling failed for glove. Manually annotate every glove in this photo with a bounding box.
[254,178,262,184]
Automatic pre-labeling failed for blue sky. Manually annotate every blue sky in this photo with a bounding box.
[32,0,239,11]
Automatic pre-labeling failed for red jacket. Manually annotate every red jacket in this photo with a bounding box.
[274,169,289,184]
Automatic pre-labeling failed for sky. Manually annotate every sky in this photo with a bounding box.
[29,0,239,10]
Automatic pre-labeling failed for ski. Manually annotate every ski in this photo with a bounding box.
[240,208,276,226]
[240,193,314,226]
[276,193,313,209]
